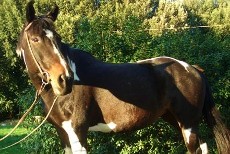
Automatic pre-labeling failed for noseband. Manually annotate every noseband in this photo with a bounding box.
[24,23,50,84]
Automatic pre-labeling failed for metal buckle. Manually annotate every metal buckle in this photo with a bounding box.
[42,72,50,85]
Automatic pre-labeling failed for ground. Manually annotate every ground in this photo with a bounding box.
[0,120,28,154]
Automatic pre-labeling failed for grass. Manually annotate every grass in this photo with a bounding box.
[0,120,29,154]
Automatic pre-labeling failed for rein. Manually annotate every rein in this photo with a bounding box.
[0,91,40,142]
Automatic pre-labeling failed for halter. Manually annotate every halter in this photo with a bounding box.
[24,23,50,84]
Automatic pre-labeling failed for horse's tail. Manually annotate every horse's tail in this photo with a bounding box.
[201,72,230,153]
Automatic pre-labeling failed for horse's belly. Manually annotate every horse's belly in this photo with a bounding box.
[109,108,158,132]
[88,107,158,133]
[91,88,164,133]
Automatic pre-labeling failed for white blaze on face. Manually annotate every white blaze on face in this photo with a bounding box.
[44,29,54,39]
[62,120,87,154]
[43,29,71,77]
[88,122,117,133]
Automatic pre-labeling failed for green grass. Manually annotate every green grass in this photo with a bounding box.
[0,120,29,154]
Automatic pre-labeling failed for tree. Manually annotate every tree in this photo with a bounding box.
[0,0,28,120]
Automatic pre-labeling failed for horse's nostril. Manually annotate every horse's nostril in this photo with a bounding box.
[59,74,65,84]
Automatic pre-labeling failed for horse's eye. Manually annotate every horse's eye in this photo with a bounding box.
[31,37,39,42]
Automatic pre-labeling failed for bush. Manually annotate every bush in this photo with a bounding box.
[18,86,63,153]
[0,0,28,120]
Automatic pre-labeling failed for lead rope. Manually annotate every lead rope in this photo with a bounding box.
[0,91,39,142]
[0,95,58,151]
[0,81,48,142]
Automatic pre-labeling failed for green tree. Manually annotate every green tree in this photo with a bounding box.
[0,0,28,120]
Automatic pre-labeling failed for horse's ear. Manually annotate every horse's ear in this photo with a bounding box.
[47,4,59,21]
[26,1,36,23]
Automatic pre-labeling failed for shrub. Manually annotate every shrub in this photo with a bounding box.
[18,86,63,153]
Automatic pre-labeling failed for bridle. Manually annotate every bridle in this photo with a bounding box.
[24,22,50,84]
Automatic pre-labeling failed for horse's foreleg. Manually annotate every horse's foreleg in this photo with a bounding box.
[62,120,87,154]
[55,126,73,154]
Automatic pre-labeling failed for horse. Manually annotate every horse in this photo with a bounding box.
[16,1,230,154]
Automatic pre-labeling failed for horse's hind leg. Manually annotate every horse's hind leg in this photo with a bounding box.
[163,111,207,153]
[172,104,208,153]
[179,124,208,154]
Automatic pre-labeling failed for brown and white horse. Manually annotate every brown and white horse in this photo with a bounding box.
[16,2,230,154]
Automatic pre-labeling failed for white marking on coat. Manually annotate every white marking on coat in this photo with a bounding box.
[200,142,208,154]
[43,29,71,77]
[165,56,190,72]
[16,48,22,57]
[137,56,190,72]
[184,128,192,144]
[62,120,87,154]
[21,49,29,71]
[136,57,158,63]
[67,56,80,81]
[64,147,73,154]
[88,122,117,133]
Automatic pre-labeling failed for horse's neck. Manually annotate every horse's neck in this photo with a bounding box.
[69,49,118,87]
[28,73,56,110]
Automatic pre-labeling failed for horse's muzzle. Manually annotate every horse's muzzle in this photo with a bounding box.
[52,74,73,96]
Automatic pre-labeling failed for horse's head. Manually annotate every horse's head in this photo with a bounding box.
[17,1,73,96]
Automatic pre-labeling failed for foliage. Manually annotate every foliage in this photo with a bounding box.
[17,86,63,153]
[87,120,186,154]
[0,0,229,153]
[21,123,62,153]
[0,0,28,120]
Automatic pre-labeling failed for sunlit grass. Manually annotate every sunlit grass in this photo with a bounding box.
[0,120,28,154]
